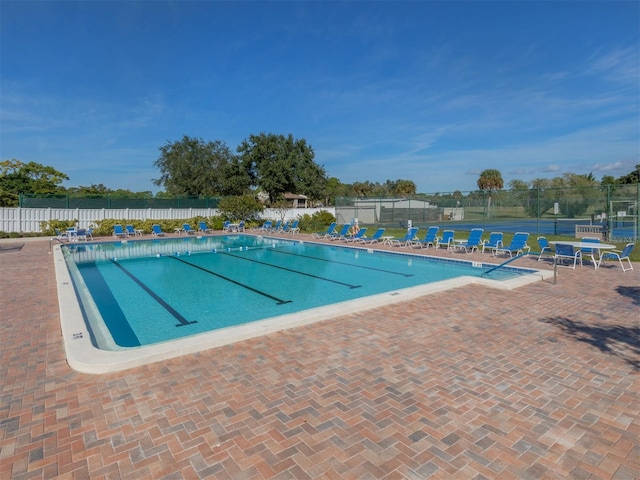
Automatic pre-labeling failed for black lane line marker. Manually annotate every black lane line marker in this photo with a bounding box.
[168,256,292,305]
[268,249,415,277]
[221,252,362,289]
[109,260,197,327]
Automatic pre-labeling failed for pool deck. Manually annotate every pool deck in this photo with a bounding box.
[1,235,639,479]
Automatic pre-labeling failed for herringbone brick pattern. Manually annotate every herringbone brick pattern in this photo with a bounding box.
[1,238,638,479]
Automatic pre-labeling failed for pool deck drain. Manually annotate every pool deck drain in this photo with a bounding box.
[1,235,639,479]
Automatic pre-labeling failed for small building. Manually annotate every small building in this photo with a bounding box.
[284,193,308,208]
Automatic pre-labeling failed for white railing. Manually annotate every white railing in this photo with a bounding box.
[0,207,334,233]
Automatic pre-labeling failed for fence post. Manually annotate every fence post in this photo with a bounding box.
[637,183,640,241]
[482,190,487,223]
[536,188,540,235]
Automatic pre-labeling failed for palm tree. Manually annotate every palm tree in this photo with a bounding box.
[477,169,504,217]
[395,179,417,196]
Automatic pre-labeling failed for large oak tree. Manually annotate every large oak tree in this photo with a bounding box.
[153,135,235,196]
[237,133,327,204]
[0,159,69,206]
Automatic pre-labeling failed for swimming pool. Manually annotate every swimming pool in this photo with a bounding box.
[55,235,551,373]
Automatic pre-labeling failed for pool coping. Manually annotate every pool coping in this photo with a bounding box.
[53,241,554,374]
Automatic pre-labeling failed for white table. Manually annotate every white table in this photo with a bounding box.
[66,228,78,242]
[381,236,395,245]
[550,241,616,269]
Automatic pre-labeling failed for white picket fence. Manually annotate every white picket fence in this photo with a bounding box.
[0,207,334,233]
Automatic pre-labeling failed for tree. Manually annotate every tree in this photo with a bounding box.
[270,199,290,224]
[217,194,264,221]
[560,172,599,218]
[221,157,253,196]
[237,133,327,203]
[153,136,237,196]
[67,184,112,196]
[508,179,538,216]
[394,179,417,196]
[352,181,372,197]
[616,164,640,184]
[324,177,351,206]
[0,159,69,206]
[509,173,601,218]
[477,169,504,217]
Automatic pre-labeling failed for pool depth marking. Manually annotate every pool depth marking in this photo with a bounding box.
[109,260,197,328]
[167,255,293,305]
[221,251,363,289]
[269,248,415,277]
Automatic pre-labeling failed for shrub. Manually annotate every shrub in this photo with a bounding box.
[297,210,336,233]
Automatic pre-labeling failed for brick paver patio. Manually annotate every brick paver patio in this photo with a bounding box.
[1,237,638,479]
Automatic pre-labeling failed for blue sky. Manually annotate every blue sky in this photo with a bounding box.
[1,1,638,194]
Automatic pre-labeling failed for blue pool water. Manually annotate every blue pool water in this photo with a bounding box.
[63,235,531,349]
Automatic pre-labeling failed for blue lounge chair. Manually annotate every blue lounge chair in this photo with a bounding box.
[198,221,213,233]
[312,222,337,239]
[481,232,503,254]
[452,228,483,253]
[54,228,69,241]
[76,227,94,241]
[554,243,581,269]
[360,227,385,244]
[536,236,553,262]
[113,224,127,238]
[182,223,196,235]
[278,220,291,234]
[580,237,601,268]
[493,232,530,257]
[288,219,300,234]
[436,230,455,250]
[222,221,231,232]
[390,227,419,247]
[125,224,143,237]
[328,224,351,241]
[254,220,272,232]
[411,226,439,249]
[599,243,634,272]
[344,227,368,243]
[151,224,166,237]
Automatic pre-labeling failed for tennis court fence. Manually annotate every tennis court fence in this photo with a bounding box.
[335,184,639,242]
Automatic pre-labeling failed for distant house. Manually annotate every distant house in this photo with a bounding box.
[284,193,308,208]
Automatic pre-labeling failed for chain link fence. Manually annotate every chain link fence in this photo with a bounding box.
[335,184,639,242]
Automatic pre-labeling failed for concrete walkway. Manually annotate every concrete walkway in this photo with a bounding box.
[1,236,638,479]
